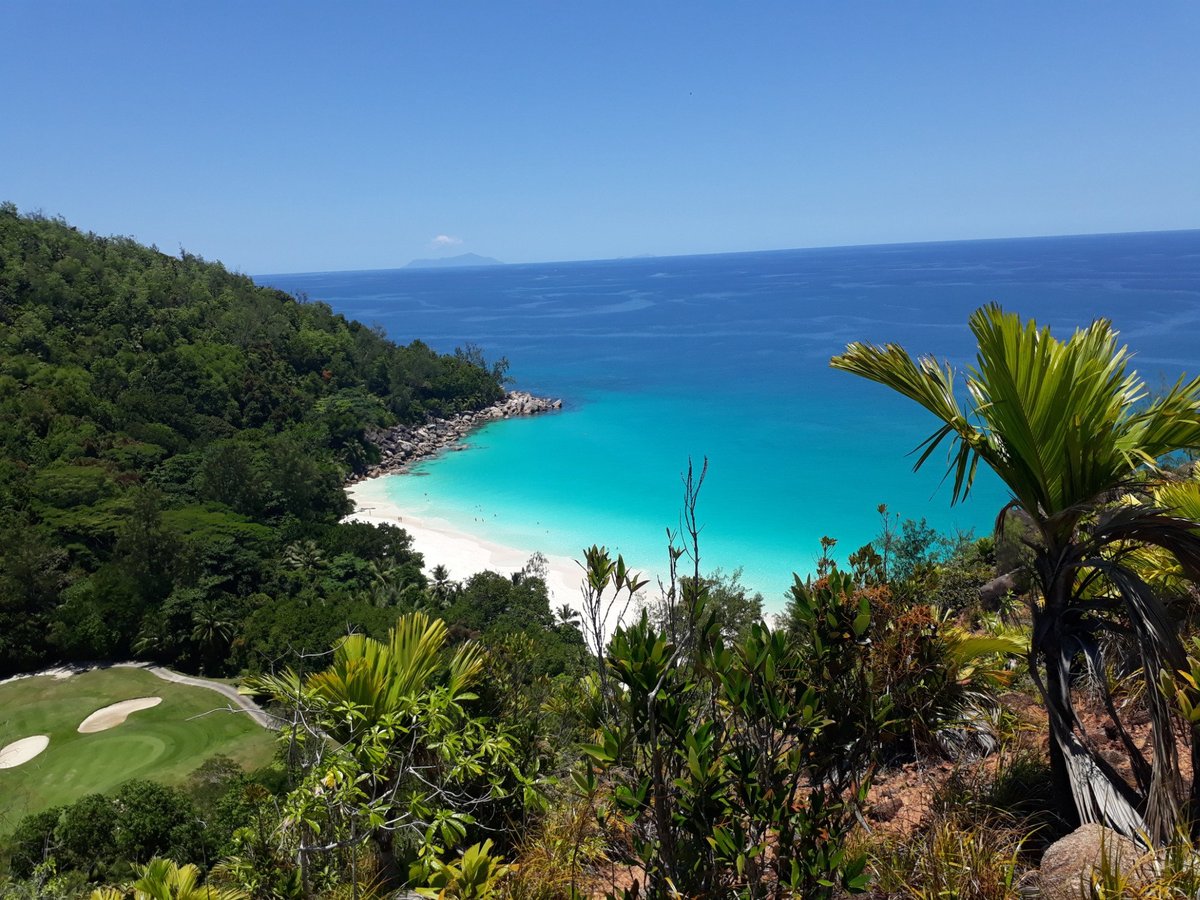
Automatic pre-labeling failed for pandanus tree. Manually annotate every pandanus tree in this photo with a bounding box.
[242,614,513,892]
[248,611,487,745]
[831,304,1200,842]
[89,857,247,899]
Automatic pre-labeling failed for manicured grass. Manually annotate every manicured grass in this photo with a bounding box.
[0,667,275,833]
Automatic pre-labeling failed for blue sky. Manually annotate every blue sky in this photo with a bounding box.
[3,2,1197,273]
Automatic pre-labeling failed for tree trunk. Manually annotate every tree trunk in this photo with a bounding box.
[1039,641,1080,830]
[1032,566,1148,839]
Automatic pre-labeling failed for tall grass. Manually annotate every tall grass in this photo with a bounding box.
[866,812,1027,900]
[864,748,1062,899]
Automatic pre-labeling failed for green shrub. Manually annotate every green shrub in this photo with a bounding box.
[4,806,64,879]
[582,568,888,898]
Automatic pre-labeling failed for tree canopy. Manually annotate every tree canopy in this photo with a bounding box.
[0,204,506,675]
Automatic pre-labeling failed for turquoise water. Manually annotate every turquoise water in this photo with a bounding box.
[360,387,991,604]
[260,231,1200,606]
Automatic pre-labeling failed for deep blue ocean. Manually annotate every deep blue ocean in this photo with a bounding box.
[259,230,1200,606]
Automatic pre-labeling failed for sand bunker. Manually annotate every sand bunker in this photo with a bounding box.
[77,697,163,733]
[0,735,50,768]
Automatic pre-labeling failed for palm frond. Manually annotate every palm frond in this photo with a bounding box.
[446,641,486,699]
[830,339,984,502]
[241,669,306,703]
[264,612,486,742]
[1093,505,1200,583]
[1124,375,1200,464]
[836,305,1200,528]
[1089,562,1186,842]
[385,611,450,698]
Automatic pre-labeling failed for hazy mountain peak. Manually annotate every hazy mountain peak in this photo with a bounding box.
[405,252,504,269]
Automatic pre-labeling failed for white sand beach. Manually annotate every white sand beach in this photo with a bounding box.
[346,478,591,613]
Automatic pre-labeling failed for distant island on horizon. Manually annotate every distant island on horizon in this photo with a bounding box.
[405,252,504,269]
[390,228,1197,275]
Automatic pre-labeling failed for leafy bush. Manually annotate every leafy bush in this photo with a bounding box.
[581,569,888,897]
[240,613,520,895]
[4,806,65,879]
[111,781,204,868]
[782,569,1023,762]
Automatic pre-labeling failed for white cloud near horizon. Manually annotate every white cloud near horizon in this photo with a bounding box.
[429,234,463,249]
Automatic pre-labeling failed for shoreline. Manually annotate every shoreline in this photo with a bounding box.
[348,390,562,484]
[343,389,666,621]
[345,477,591,610]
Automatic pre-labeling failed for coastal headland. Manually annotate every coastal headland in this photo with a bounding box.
[345,390,600,611]
[347,390,563,484]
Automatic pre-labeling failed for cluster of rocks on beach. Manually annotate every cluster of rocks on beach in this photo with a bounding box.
[348,390,562,483]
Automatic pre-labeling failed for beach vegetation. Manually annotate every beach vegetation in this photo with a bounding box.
[649,565,765,645]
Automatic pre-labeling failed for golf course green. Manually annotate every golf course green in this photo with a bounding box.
[0,666,276,833]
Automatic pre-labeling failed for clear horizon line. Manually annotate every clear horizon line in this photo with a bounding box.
[253,225,1200,280]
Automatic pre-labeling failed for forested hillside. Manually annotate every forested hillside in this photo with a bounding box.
[0,204,508,675]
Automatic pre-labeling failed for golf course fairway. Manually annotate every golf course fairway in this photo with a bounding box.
[0,666,275,833]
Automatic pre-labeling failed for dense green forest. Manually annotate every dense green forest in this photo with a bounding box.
[0,204,571,678]
[10,209,1200,898]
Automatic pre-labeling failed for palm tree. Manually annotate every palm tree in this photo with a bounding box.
[190,598,234,665]
[831,304,1200,842]
[132,613,173,661]
[428,564,460,607]
[284,540,331,595]
[367,560,411,607]
[90,857,247,899]
[556,603,582,629]
[283,539,326,572]
[247,611,485,743]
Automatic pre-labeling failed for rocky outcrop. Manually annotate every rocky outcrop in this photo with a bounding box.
[979,570,1022,609]
[348,391,562,484]
[1023,823,1152,899]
